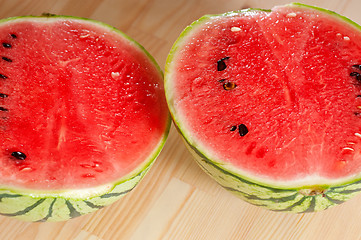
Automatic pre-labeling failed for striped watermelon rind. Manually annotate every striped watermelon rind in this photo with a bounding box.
[184,139,361,212]
[0,130,170,222]
[0,15,171,222]
[165,3,361,212]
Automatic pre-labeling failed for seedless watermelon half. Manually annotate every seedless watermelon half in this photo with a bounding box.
[0,15,170,221]
[165,3,361,212]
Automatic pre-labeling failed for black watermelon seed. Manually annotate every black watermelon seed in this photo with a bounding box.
[11,151,26,160]
[0,93,8,98]
[2,43,11,48]
[354,112,361,116]
[223,82,237,90]
[2,57,12,62]
[230,125,237,131]
[217,57,230,71]
[0,74,8,79]
[0,106,8,111]
[217,61,226,71]
[218,79,226,82]
[238,124,249,137]
[10,34,17,39]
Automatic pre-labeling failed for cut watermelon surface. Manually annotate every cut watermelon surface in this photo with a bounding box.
[0,16,170,221]
[165,3,361,212]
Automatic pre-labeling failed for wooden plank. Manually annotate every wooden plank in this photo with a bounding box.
[1,0,361,239]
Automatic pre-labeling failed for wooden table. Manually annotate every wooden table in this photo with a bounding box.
[1,0,361,239]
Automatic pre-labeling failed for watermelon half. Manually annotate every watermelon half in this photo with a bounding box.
[0,15,170,221]
[165,3,361,212]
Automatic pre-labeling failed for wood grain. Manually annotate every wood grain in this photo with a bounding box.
[1,0,361,239]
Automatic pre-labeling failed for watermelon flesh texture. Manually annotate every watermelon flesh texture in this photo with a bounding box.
[169,5,361,186]
[0,19,169,190]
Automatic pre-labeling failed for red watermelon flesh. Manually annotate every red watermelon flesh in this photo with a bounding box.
[169,5,361,183]
[0,18,169,189]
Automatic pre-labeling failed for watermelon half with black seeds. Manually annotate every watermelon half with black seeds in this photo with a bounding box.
[0,15,170,221]
[165,3,361,212]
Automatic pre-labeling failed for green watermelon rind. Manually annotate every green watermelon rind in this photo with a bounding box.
[0,15,171,221]
[165,3,361,212]
[0,137,164,222]
[0,122,171,222]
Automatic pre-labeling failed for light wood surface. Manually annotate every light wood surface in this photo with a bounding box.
[1,0,361,239]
